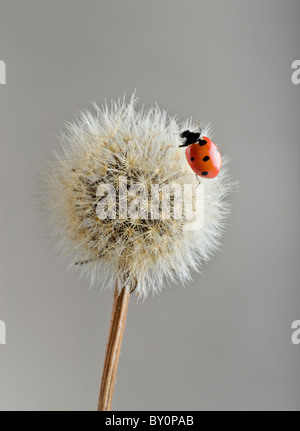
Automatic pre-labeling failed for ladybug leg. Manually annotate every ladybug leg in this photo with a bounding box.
[195,174,201,187]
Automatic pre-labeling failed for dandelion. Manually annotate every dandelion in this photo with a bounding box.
[41,94,234,410]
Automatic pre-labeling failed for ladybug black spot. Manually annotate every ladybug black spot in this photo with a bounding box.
[198,139,207,146]
[201,171,208,176]
[190,157,195,161]
[203,156,210,162]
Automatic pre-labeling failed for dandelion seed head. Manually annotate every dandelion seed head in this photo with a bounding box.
[42,95,234,298]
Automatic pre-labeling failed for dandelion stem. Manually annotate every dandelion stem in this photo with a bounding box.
[98,279,130,411]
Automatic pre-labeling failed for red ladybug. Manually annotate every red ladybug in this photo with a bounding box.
[179,130,222,181]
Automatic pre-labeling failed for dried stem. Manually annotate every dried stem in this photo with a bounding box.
[98,279,130,411]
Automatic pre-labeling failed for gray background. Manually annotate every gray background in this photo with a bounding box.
[0,0,300,411]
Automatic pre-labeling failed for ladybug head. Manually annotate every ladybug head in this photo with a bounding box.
[179,130,201,147]
[180,130,190,139]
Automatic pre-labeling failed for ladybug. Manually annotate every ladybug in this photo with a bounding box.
[179,130,222,182]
